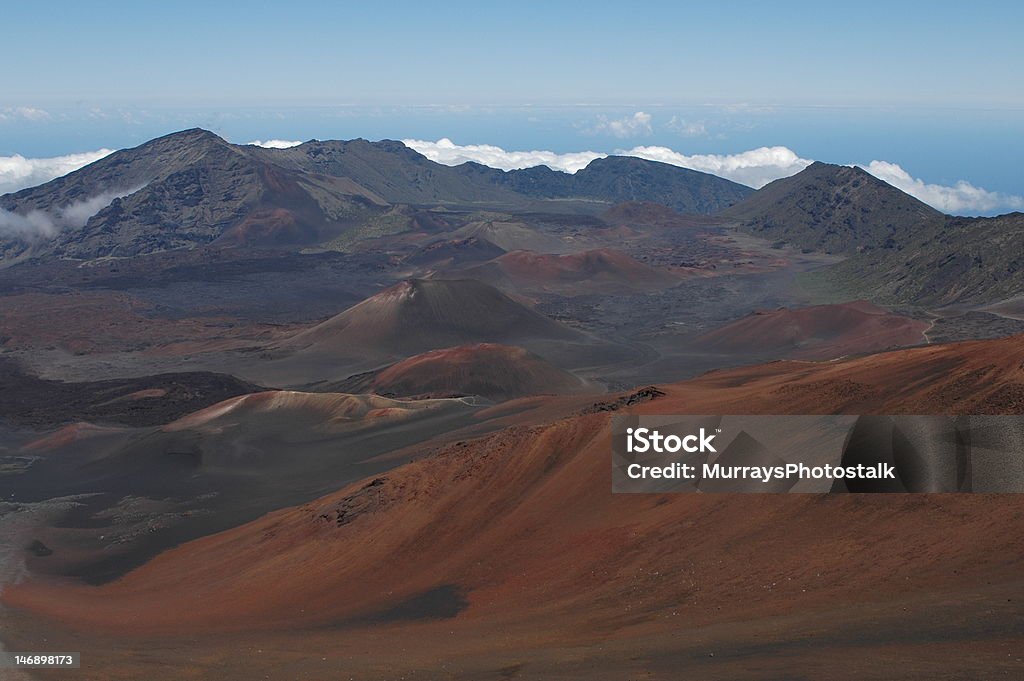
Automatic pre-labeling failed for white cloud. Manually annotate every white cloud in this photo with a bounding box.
[666,116,709,137]
[400,137,1022,214]
[859,160,1024,215]
[0,106,51,122]
[403,138,605,173]
[0,208,58,239]
[0,186,144,240]
[1,147,139,239]
[622,145,813,189]
[248,139,303,149]
[0,149,114,196]
[3,136,1018,234]
[590,111,653,138]
[405,138,811,188]
[59,186,144,228]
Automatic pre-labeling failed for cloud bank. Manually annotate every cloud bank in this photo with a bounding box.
[0,149,114,196]
[0,208,57,239]
[404,138,1022,214]
[623,145,813,189]
[0,186,144,240]
[2,138,1020,226]
[59,187,144,228]
[406,139,813,188]
[248,139,303,149]
[0,106,51,122]
[859,160,1024,214]
[403,138,605,174]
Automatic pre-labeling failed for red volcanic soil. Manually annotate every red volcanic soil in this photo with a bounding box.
[219,207,308,246]
[22,422,125,451]
[280,278,584,359]
[454,248,680,294]
[658,331,1024,415]
[255,278,631,385]
[160,389,471,434]
[694,300,930,360]
[5,335,1024,679]
[363,343,586,400]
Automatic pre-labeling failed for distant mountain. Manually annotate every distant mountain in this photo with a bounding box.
[0,129,391,260]
[721,162,943,254]
[488,156,753,213]
[256,138,529,207]
[252,140,753,212]
[820,212,1024,306]
[1,129,752,261]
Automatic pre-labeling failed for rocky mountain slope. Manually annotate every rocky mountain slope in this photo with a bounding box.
[722,161,943,254]
[0,129,392,259]
[7,333,1024,680]
[488,155,753,213]
[819,212,1024,306]
[715,162,1024,306]
[1,129,752,261]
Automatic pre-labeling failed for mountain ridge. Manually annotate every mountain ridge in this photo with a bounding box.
[817,211,1024,305]
[722,161,944,254]
[1,128,752,261]
[1,129,391,259]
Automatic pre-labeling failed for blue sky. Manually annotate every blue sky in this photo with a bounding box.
[5,1,1022,108]
[1,1,1022,213]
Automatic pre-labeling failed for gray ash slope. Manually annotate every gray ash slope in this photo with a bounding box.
[1,129,752,261]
